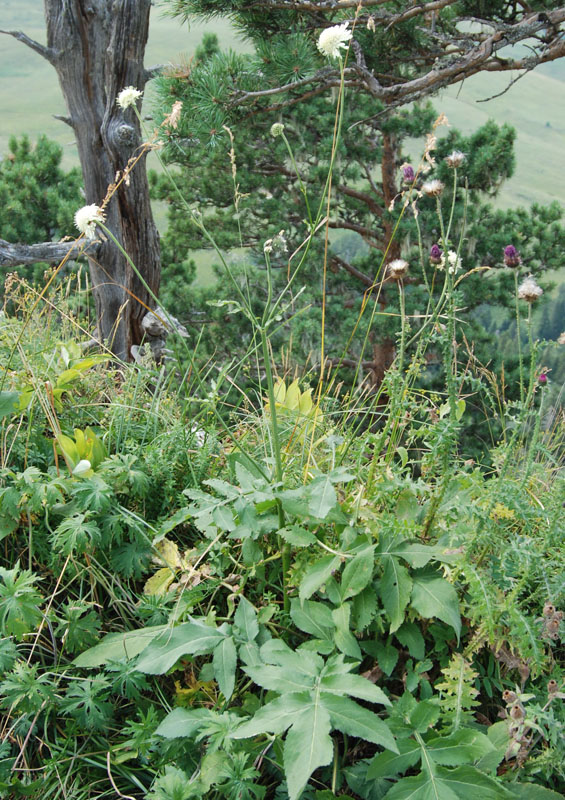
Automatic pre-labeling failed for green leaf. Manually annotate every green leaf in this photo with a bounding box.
[332,603,362,659]
[155,707,212,739]
[352,586,378,631]
[0,391,20,420]
[308,475,337,519]
[410,701,440,733]
[321,694,397,753]
[410,570,461,641]
[213,636,237,699]
[367,738,421,779]
[434,765,511,799]
[299,555,340,600]
[379,557,412,633]
[509,786,565,799]
[291,598,335,639]
[373,641,399,677]
[73,625,167,667]
[283,703,333,800]
[243,663,316,694]
[279,525,317,547]
[395,622,426,660]
[319,672,390,707]
[233,692,311,738]
[135,620,226,674]
[427,729,494,766]
[233,596,259,643]
[340,548,375,600]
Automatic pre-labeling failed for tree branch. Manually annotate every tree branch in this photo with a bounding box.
[0,239,98,268]
[0,29,57,66]
[330,255,374,288]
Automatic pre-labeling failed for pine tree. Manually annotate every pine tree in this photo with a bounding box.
[151,6,565,380]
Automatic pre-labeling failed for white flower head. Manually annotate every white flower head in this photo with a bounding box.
[317,22,352,59]
[422,179,444,197]
[445,150,465,169]
[517,275,543,303]
[117,86,143,110]
[270,122,285,138]
[447,250,462,274]
[557,331,565,345]
[387,258,409,280]
[74,204,105,239]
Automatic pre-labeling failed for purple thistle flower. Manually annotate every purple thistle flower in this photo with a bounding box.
[504,245,521,268]
[401,163,415,183]
[430,244,442,264]
[538,373,548,385]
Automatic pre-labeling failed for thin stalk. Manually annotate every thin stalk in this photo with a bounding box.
[282,132,313,226]
[514,271,525,403]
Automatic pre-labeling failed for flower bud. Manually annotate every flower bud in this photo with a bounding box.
[503,245,521,268]
[270,123,285,138]
[430,244,442,264]
[401,163,415,184]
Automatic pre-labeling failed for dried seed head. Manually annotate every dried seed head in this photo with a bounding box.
[502,690,517,705]
[509,704,525,721]
[387,258,409,280]
[547,680,558,694]
[543,602,556,617]
[445,150,465,168]
[422,179,444,197]
[517,275,543,303]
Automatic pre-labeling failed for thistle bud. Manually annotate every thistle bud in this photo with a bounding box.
[503,245,521,268]
[430,244,442,264]
[401,163,415,184]
[538,373,548,385]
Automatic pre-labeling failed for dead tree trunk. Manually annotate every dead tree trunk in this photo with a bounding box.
[2,0,161,361]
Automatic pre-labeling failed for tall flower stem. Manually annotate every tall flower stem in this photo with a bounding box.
[514,271,525,404]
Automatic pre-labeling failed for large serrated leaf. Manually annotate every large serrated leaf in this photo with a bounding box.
[320,673,391,706]
[155,707,212,739]
[233,596,259,643]
[410,569,461,641]
[213,636,237,699]
[367,739,421,779]
[299,555,340,600]
[427,729,494,766]
[379,556,412,633]
[283,702,333,800]
[291,598,335,639]
[308,475,337,519]
[340,548,375,600]
[321,694,397,753]
[243,663,316,693]
[233,692,311,739]
[135,620,226,674]
[73,625,166,667]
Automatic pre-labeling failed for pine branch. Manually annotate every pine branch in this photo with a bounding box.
[0,29,58,65]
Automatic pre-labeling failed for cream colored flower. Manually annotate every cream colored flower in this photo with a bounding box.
[557,332,565,345]
[387,259,409,280]
[517,276,543,302]
[74,204,105,239]
[270,123,285,138]
[422,179,444,197]
[117,86,143,109]
[445,150,465,168]
[317,22,352,59]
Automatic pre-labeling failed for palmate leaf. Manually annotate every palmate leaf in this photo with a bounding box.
[236,646,396,800]
[283,703,333,800]
[384,765,511,800]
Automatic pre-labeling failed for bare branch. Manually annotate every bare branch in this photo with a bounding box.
[330,255,374,287]
[0,239,98,269]
[53,114,75,128]
[0,29,57,65]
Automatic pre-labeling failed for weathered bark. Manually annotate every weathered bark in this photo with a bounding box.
[3,1,161,360]
[0,238,99,268]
